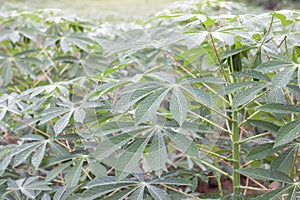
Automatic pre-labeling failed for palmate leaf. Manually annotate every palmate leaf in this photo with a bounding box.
[151,177,191,186]
[221,46,253,59]
[222,81,257,95]
[115,137,150,181]
[168,131,199,159]
[93,130,142,160]
[54,111,73,135]
[114,82,163,113]
[12,142,43,167]
[81,177,137,200]
[170,87,188,126]
[65,160,84,187]
[247,143,281,160]
[236,168,292,183]
[253,185,293,200]
[52,186,78,200]
[274,119,300,147]
[103,189,137,200]
[249,119,280,133]
[146,132,168,177]
[135,88,170,125]
[128,186,145,200]
[181,86,213,108]
[88,158,107,177]
[286,185,298,200]
[233,70,271,82]
[271,67,295,89]
[270,145,297,174]
[4,177,51,199]
[257,103,300,114]
[232,83,266,108]
[1,59,13,86]
[256,60,293,73]
[147,185,170,200]
[39,107,70,125]
[45,161,73,182]
[80,184,131,200]
[31,142,46,168]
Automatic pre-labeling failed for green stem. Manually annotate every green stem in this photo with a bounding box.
[200,160,230,177]
[248,13,275,69]
[239,132,271,144]
[232,110,240,194]
[197,144,233,161]
[214,157,223,196]
[189,110,230,133]
[208,32,229,83]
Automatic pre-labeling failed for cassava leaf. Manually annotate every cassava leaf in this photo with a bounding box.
[274,119,300,147]
[170,87,188,126]
[135,88,169,125]
[233,83,266,108]
[236,168,292,183]
[257,103,300,114]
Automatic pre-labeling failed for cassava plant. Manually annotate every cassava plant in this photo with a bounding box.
[1,0,300,199]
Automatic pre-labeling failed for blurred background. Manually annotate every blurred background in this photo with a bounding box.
[0,0,299,21]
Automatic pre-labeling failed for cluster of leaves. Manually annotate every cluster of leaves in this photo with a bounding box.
[1,0,300,199]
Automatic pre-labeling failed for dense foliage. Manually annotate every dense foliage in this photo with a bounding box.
[1,0,300,199]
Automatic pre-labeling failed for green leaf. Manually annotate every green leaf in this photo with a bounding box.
[182,86,213,108]
[170,87,188,126]
[13,143,40,167]
[232,83,265,108]
[257,103,300,114]
[88,159,107,177]
[39,107,70,125]
[274,12,294,26]
[103,188,135,200]
[222,81,257,95]
[84,176,136,188]
[147,185,170,200]
[13,59,34,76]
[80,184,130,200]
[168,131,199,159]
[115,137,150,181]
[74,108,86,123]
[233,70,271,81]
[254,185,292,200]
[65,160,83,187]
[93,131,140,160]
[247,143,281,160]
[221,46,253,59]
[236,168,292,183]
[128,186,145,200]
[271,146,297,174]
[271,67,294,89]
[1,59,13,86]
[286,185,298,200]
[249,120,280,133]
[45,161,73,182]
[275,119,300,147]
[31,143,46,168]
[152,177,191,186]
[135,88,169,125]
[54,111,73,136]
[256,61,293,73]
[146,133,167,177]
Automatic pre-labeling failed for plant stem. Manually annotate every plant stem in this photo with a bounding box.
[232,110,240,194]
[208,33,229,83]
[214,157,223,196]
[239,132,271,144]
[189,110,230,133]
[248,14,275,69]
